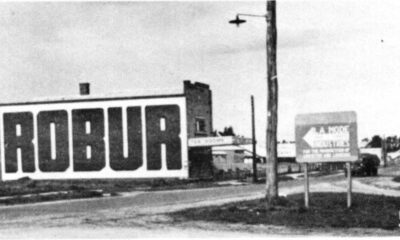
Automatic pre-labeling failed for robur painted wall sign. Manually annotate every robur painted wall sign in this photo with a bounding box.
[0,97,188,180]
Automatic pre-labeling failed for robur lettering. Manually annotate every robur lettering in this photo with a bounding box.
[2,105,182,173]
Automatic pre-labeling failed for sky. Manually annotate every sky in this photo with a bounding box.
[1,0,400,145]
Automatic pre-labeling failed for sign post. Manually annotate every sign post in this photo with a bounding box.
[346,162,352,208]
[295,111,358,208]
[304,163,309,208]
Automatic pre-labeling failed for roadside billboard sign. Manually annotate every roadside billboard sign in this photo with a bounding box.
[278,143,296,158]
[295,111,358,163]
[0,97,188,181]
[295,111,358,208]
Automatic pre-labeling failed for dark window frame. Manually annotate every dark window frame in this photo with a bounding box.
[195,117,206,134]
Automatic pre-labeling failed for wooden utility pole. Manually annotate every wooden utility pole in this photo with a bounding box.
[265,0,279,202]
[251,95,257,183]
[382,136,387,167]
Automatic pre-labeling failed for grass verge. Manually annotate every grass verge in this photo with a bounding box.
[0,177,222,197]
[0,190,103,205]
[252,175,294,184]
[0,177,218,205]
[0,176,295,205]
[170,192,400,230]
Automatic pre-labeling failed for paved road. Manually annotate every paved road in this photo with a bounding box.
[0,166,399,238]
[1,170,399,238]
[0,173,343,225]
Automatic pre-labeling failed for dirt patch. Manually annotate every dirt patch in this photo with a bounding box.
[356,176,400,190]
[393,176,400,183]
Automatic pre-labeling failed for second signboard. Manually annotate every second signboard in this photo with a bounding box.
[295,111,358,163]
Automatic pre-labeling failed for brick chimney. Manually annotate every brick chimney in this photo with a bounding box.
[79,83,90,95]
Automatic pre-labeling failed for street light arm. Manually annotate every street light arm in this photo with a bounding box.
[229,13,266,27]
[237,13,267,19]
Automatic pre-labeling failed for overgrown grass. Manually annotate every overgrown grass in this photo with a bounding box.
[170,192,400,230]
[0,190,103,205]
[0,176,294,205]
[0,177,218,197]
[253,175,294,184]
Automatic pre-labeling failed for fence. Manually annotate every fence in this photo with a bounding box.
[213,162,324,181]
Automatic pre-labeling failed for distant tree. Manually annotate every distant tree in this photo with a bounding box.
[217,126,236,136]
[361,138,369,142]
[367,135,382,148]
[386,135,400,152]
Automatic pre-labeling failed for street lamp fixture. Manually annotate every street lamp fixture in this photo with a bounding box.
[228,15,246,27]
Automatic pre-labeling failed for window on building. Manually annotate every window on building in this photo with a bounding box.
[195,118,206,133]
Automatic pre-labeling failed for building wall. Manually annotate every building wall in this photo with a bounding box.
[184,80,213,138]
[184,81,213,179]
[0,97,189,180]
[213,150,250,172]
[0,80,215,181]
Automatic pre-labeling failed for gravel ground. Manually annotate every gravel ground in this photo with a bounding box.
[355,165,400,190]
